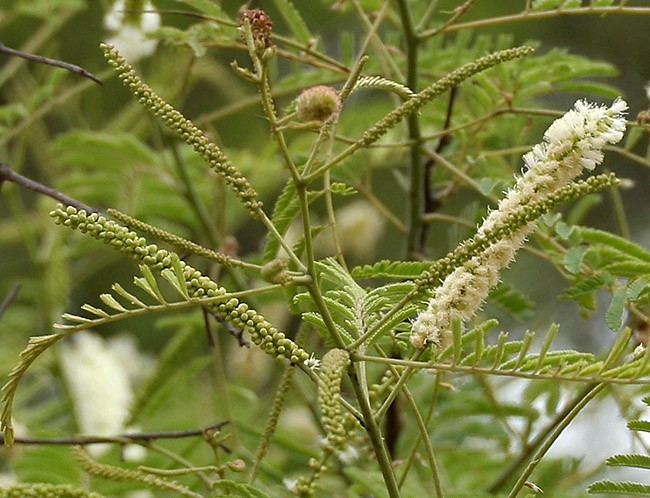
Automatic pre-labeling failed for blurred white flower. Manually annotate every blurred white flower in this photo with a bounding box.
[125,491,155,498]
[0,470,16,487]
[59,331,152,457]
[646,82,650,101]
[283,478,299,493]
[338,444,359,464]
[104,0,161,62]
[411,99,628,349]
[317,200,385,260]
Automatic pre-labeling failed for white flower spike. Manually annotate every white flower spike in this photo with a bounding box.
[411,98,628,349]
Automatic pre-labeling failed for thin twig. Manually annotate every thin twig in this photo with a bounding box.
[0,162,98,213]
[396,0,424,260]
[419,6,650,38]
[204,307,250,348]
[0,43,102,85]
[0,421,229,447]
[0,283,22,321]
[419,0,478,37]
[419,87,458,251]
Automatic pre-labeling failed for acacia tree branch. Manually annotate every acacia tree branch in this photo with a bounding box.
[0,42,102,84]
[0,283,21,321]
[0,162,98,214]
[0,421,230,449]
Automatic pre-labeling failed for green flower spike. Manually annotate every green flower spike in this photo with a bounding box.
[0,483,107,498]
[318,348,351,451]
[50,205,310,365]
[101,44,263,217]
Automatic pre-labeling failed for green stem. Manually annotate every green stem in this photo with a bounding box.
[348,363,402,498]
[487,383,604,494]
[400,384,444,497]
[354,354,650,385]
[398,374,442,486]
[505,383,605,497]
[396,0,425,258]
[607,170,630,239]
[419,6,650,38]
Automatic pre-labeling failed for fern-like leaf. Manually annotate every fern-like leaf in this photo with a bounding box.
[352,75,416,99]
[174,0,226,17]
[606,453,650,470]
[272,0,312,45]
[212,480,272,498]
[263,180,299,263]
[421,323,650,384]
[588,480,650,495]
[352,260,431,279]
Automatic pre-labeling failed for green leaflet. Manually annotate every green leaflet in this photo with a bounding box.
[605,288,628,332]
[578,227,650,264]
[263,180,299,263]
[427,322,650,384]
[352,260,431,279]
[173,0,226,17]
[607,454,650,470]
[294,258,418,346]
[212,480,272,498]
[588,480,650,495]
[272,0,313,45]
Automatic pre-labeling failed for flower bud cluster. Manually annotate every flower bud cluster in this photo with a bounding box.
[411,99,628,349]
[0,483,106,498]
[359,46,535,148]
[101,44,262,217]
[295,86,341,123]
[317,348,350,451]
[238,8,274,51]
[50,205,310,364]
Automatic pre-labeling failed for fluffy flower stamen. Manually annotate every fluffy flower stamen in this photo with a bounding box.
[410,99,628,349]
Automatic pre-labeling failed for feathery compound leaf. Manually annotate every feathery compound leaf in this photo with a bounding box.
[352,260,431,279]
[272,0,312,45]
[560,272,613,300]
[488,282,535,320]
[80,303,111,318]
[588,480,650,495]
[607,454,650,470]
[352,75,416,99]
[212,480,271,498]
[263,180,299,263]
[577,227,650,263]
[605,288,628,332]
[134,265,167,303]
[628,420,650,433]
[98,293,129,313]
[590,401,650,495]
[2,333,63,445]
[174,0,226,17]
